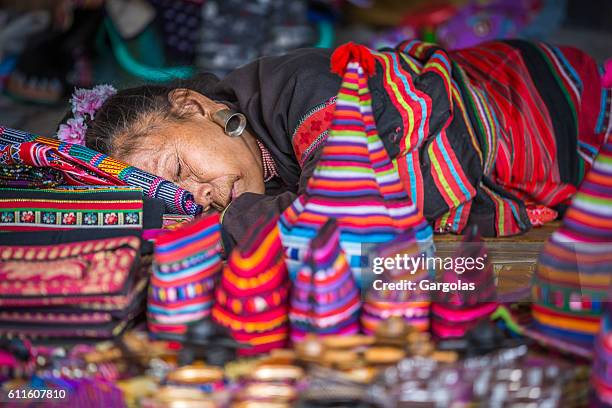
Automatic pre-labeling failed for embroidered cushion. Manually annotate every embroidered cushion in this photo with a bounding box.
[0,126,202,215]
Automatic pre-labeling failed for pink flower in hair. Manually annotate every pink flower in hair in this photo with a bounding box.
[57,117,87,145]
[57,84,116,146]
[71,85,117,120]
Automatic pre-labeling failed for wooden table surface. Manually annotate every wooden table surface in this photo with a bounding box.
[434,221,560,243]
[433,222,560,298]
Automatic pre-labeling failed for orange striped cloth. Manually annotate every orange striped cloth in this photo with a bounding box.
[212,214,289,355]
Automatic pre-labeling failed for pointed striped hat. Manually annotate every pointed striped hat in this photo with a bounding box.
[148,213,222,337]
[290,219,361,342]
[529,142,612,355]
[212,214,290,355]
[279,43,433,283]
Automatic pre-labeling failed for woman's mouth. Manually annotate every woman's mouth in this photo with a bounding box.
[210,202,225,212]
[231,183,238,200]
[207,177,239,211]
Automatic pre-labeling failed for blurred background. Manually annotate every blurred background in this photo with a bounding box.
[0,0,610,137]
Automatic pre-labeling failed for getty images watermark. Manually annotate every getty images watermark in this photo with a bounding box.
[369,251,487,292]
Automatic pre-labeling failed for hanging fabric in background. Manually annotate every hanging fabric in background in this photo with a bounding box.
[196,0,314,77]
[149,0,203,65]
[105,0,156,40]
[0,9,51,61]
[6,5,104,104]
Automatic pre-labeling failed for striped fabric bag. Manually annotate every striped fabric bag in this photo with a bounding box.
[212,215,290,356]
[362,231,433,334]
[592,287,612,406]
[431,226,498,339]
[279,45,433,283]
[528,142,612,356]
[290,219,361,342]
[148,213,222,337]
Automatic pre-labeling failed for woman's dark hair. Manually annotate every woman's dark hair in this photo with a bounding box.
[59,73,221,157]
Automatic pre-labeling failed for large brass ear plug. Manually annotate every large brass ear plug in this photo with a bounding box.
[212,109,246,137]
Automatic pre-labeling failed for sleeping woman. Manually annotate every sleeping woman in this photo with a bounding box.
[58,40,611,250]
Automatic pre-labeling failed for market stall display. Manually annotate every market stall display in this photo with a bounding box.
[0,30,610,406]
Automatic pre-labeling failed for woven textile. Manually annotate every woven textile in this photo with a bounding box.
[148,213,223,337]
[531,142,612,349]
[0,235,140,302]
[592,288,612,406]
[279,57,433,282]
[431,226,498,339]
[0,164,64,188]
[353,40,609,236]
[290,219,361,342]
[451,41,609,211]
[5,377,127,408]
[0,126,202,215]
[0,187,144,231]
[212,214,289,355]
[0,231,146,339]
[362,231,433,334]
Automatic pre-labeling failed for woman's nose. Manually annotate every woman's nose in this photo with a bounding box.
[196,183,214,209]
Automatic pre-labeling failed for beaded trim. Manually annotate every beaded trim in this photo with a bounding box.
[256,139,279,182]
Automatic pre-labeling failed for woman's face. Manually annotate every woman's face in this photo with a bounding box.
[117,91,265,211]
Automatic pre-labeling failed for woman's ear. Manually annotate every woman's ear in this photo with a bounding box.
[168,88,226,119]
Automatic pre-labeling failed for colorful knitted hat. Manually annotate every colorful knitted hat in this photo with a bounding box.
[592,286,612,406]
[431,226,498,339]
[529,142,612,354]
[212,214,290,356]
[148,213,223,337]
[290,219,361,342]
[361,229,433,334]
[279,45,433,283]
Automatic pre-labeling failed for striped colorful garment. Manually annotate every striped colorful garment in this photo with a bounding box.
[592,291,612,406]
[0,187,144,231]
[530,142,612,351]
[290,219,361,342]
[212,214,289,355]
[0,126,202,215]
[362,231,433,334]
[279,55,433,282]
[431,226,498,339]
[148,213,222,337]
[335,40,611,237]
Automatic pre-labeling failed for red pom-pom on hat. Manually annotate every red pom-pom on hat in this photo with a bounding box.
[330,42,376,77]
